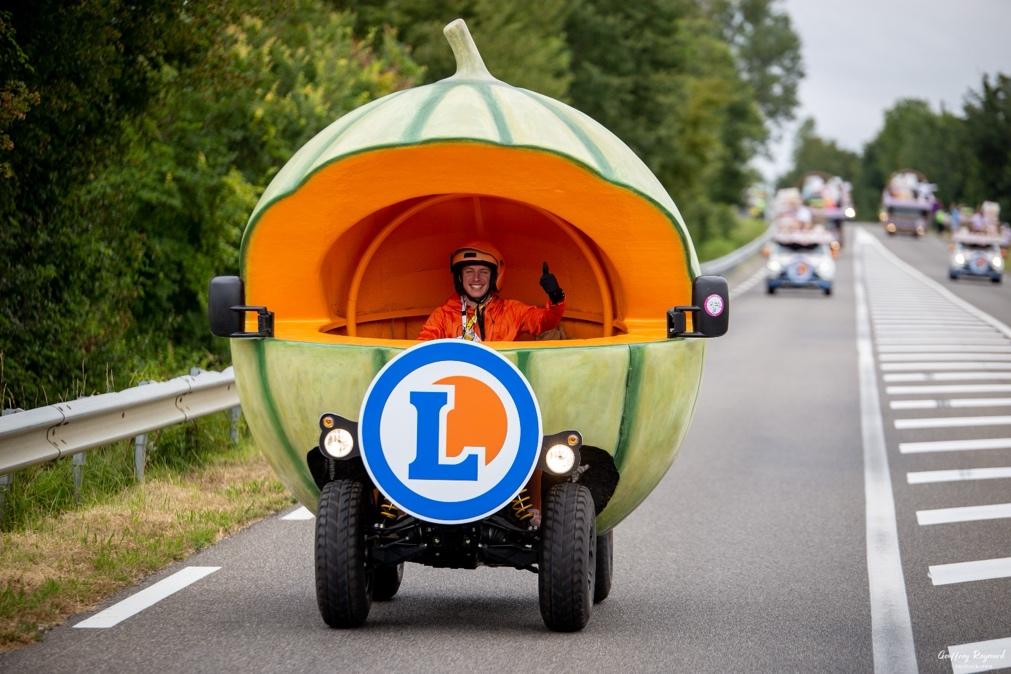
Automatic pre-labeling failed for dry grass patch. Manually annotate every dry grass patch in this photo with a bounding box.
[0,444,292,651]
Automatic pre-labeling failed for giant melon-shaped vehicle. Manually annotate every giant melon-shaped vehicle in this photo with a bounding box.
[209,19,729,632]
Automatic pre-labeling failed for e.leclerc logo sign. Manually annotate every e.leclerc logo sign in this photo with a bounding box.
[359,340,542,524]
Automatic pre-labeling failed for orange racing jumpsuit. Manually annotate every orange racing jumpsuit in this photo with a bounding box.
[417,294,565,342]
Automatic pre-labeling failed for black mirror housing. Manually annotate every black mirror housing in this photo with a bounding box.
[666,275,729,338]
[208,275,275,338]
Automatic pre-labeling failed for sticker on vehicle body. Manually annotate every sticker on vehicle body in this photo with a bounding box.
[703,293,725,317]
[359,340,542,524]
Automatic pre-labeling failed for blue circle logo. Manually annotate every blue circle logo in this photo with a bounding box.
[359,340,542,524]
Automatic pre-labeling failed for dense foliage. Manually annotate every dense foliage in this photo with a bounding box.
[2,0,801,406]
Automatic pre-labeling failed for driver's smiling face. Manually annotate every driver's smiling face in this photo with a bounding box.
[461,264,491,300]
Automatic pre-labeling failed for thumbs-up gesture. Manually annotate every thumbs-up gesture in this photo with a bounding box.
[539,262,565,304]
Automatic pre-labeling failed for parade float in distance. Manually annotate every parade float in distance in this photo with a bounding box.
[763,187,838,296]
[880,169,937,237]
[207,20,729,632]
[948,201,1007,283]
[799,171,855,247]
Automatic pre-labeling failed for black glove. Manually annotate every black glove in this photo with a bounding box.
[539,261,565,304]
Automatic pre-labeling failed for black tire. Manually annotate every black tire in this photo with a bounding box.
[593,529,613,604]
[766,284,776,295]
[539,482,596,632]
[949,272,958,280]
[823,286,832,296]
[315,480,371,628]
[371,563,404,601]
[993,276,1003,284]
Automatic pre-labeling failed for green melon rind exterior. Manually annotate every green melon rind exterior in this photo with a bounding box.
[239,77,700,276]
[232,338,703,532]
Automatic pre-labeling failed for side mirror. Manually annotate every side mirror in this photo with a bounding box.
[208,275,275,338]
[666,275,729,338]
[760,244,771,258]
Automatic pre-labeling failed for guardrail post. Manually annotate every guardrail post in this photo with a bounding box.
[134,381,152,483]
[1,408,22,527]
[72,452,86,502]
[229,406,241,445]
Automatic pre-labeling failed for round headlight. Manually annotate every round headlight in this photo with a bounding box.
[544,444,576,475]
[323,428,355,458]
[994,256,1004,270]
[954,253,966,266]
[767,260,782,274]
[844,207,856,219]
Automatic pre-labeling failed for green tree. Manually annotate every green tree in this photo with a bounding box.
[961,73,1011,217]
[706,0,804,131]
[778,118,861,203]
[343,0,573,99]
[566,0,764,246]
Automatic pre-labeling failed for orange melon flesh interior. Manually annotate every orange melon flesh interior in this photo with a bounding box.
[243,143,693,346]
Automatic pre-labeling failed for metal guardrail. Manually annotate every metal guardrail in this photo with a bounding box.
[0,368,239,476]
[700,224,773,276]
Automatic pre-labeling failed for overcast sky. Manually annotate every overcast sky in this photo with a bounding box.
[757,0,1011,182]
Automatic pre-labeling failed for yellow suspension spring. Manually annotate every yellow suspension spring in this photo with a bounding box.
[379,500,400,520]
[511,488,534,521]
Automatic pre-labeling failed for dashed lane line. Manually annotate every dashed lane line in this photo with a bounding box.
[907,467,1011,484]
[74,566,219,629]
[916,502,1011,526]
[928,557,1011,586]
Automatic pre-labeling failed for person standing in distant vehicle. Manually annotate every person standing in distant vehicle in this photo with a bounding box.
[418,241,566,342]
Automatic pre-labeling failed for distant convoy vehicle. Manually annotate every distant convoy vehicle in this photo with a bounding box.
[764,228,837,296]
[949,231,1004,283]
[881,169,936,237]
[800,171,855,247]
[765,188,839,296]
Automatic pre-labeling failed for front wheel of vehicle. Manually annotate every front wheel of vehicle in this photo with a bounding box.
[992,276,1003,284]
[766,284,776,295]
[949,272,959,280]
[539,482,596,632]
[315,479,371,628]
[594,529,613,604]
[371,563,404,601]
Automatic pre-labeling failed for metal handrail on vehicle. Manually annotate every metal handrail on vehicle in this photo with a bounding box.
[0,368,239,476]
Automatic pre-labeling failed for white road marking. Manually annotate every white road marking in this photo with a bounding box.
[879,353,1011,361]
[882,362,1011,372]
[877,344,1011,352]
[863,234,1011,340]
[730,265,767,298]
[891,398,1011,410]
[894,415,1011,430]
[854,231,918,674]
[928,557,1011,585]
[900,438,1011,454]
[74,566,220,629]
[281,506,314,520]
[887,384,1011,395]
[947,636,1011,674]
[877,340,1010,348]
[917,502,1011,526]
[884,372,1011,382]
[907,467,1011,484]
[890,400,938,410]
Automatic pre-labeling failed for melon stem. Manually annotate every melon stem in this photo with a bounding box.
[444,19,494,80]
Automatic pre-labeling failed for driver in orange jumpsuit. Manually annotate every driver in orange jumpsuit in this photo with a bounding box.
[418,241,565,342]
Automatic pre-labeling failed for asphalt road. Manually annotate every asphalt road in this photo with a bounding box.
[3,223,1008,673]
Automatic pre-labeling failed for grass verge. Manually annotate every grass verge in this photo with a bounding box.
[0,439,292,651]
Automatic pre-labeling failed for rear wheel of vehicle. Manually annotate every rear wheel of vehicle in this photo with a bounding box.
[315,479,371,628]
[593,529,613,604]
[371,563,404,601]
[539,482,596,632]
